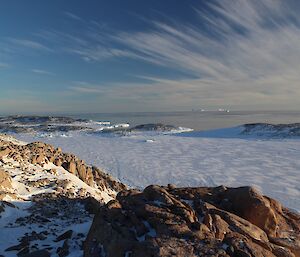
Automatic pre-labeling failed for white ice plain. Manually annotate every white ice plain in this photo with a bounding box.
[16,130,300,213]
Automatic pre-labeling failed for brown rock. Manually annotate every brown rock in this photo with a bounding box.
[0,147,11,157]
[0,168,12,190]
[77,164,87,180]
[62,161,77,175]
[36,154,45,164]
[54,158,63,166]
[0,135,127,204]
[84,185,300,257]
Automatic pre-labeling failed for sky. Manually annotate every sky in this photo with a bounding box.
[1,0,300,114]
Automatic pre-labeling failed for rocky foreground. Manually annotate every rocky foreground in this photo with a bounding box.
[85,185,300,257]
[0,134,125,256]
[0,134,300,257]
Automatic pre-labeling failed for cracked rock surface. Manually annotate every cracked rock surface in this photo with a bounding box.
[84,185,300,257]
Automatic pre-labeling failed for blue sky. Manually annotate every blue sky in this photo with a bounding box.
[1,0,300,114]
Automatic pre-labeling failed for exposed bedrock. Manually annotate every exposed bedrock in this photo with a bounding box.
[0,139,126,194]
[84,185,300,257]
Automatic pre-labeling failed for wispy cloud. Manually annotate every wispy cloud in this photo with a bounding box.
[31,69,55,76]
[69,86,104,94]
[57,0,300,81]
[3,0,300,111]
[68,74,300,110]
[7,38,52,52]
[69,81,104,93]
[64,0,300,109]
[64,11,83,21]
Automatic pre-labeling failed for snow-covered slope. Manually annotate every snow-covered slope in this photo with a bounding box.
[0,135,119,256]
[16,129,300,213]
[181,123,300,138]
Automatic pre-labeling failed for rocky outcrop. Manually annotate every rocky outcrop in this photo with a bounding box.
[0,115,92,134]
[84,185,300,257]
[242,123,300,138]
[0,134,128,256]
[131,123,177,131]
[0,139,126,194]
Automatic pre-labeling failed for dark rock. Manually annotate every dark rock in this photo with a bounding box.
[0,115,91,134]
[57,239,70,257]
[17,246,30,256]
[5,241,29,252]
[54,230,73,242]
[18,249,51,257]
[131,123,177,132]
[242,123,300,138]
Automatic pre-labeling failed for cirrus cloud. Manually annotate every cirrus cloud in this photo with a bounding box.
[64,0,300,110]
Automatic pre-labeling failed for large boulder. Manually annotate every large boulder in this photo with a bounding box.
[84,185,300,257]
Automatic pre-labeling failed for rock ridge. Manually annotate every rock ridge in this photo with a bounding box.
[84,185,300,257]
[0,137,126,194]
[0,134,127,256]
